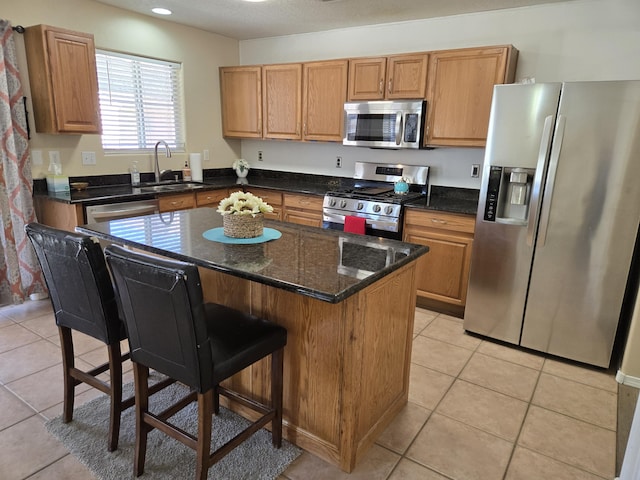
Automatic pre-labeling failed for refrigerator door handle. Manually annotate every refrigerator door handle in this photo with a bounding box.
[527,115,556,247]
[537,114,566,247]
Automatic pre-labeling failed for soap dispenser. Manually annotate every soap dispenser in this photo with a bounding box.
[182,160,192,182]
[130,161,140,186]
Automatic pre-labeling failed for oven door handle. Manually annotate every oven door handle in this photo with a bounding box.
[395,111,403,146]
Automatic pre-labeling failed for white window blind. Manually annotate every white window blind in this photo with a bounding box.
[96,50,185,153]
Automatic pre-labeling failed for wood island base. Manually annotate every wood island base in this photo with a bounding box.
[199,262,418,472]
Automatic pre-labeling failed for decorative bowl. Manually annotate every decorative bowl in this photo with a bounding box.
[70,182,89,191]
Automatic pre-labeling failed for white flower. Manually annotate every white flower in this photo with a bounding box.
[232,159,250,172]
[217,190,273,216]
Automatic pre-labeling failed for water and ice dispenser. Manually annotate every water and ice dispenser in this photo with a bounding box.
[483,166,534,224]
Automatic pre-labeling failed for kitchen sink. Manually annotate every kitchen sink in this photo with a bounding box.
[138,182,203,193]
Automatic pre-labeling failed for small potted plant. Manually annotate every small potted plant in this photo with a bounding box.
[232,158,250,178]
[217,190,273,238]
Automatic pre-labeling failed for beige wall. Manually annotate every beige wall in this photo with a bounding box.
[5,0,241,178]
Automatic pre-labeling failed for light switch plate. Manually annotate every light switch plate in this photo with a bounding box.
[31,150,43,165]
[49,151,60,164]
[82,151,96,165]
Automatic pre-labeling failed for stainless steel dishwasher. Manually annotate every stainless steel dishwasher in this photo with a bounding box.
[85,199,159,223]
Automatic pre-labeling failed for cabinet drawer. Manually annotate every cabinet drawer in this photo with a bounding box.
[196,189,230,207]
[246,188,283,206]
[283,193,323,210]
[405,209,475,234]
[158,193,196,212]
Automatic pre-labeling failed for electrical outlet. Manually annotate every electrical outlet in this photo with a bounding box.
[336,156,342,168]
[203,149,210,161]
[31,150,43,165]
[471,164,480,178]
[48,150,60,164]
[258,151,263,161]
[82,151,96,165]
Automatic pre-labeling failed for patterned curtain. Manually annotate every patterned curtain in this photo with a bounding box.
[0,20,46,305]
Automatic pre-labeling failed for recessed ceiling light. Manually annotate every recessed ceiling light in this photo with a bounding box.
[151,7,172,15]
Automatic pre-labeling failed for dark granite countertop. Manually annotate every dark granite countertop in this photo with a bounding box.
[76,207,428,304]
[34,169,478,215]
[406,186,479,216]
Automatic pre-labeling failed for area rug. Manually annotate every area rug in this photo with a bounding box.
[45,380,302,479]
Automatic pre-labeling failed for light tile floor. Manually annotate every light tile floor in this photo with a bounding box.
[0,301,618,479]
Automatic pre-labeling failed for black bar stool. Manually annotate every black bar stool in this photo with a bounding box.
[104,244,287,480]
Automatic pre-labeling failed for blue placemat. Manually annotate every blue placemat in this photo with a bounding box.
[202,227,282,244]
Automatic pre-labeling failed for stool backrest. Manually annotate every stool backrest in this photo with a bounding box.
[24,223,122,344]
[104,245,212,392]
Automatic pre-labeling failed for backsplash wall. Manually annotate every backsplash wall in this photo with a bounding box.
[240,140,485,189]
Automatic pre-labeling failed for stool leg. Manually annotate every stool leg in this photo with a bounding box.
[107,342,123,452]
[133,363,149,477]
[196,391,213,480]
[58,326,75,423]
[271,348,284,448]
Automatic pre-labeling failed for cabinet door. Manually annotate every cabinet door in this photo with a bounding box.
[34,197,84,231]
[302,60,348,142]
[404,229,473,306]
[263,64,302,140]
[347,57,386,101]
[284,210,323,227]
[25,25,101,134]
[386,53,428,100]
[425,46,517,147]
[220,66,262,138]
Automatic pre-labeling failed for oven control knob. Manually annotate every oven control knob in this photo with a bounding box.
[385,206,394,215]
[357,202,364,210]
[339,200,348,208]
[329,198,337,207]
[372,204,381,213]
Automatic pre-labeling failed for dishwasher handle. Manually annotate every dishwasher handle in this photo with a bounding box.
[86,202,158,222]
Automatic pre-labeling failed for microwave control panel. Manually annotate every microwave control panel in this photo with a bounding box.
[404,114,419,142]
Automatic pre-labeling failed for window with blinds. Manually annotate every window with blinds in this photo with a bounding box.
[96,50,185,153]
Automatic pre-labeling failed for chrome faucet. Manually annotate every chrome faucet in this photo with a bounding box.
[154,140,172,183]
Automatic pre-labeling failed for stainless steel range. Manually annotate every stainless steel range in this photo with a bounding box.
[323,162,429,239]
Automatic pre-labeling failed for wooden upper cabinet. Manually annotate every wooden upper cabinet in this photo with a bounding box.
[302,60,348,142]
[220,66,262,138]
[263,64,302,140]
[24,25,101,134]
[425,45,518,147]
[348,57,386,100]
[348,53,428,101]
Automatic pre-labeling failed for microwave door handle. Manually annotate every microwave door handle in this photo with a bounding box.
[395,112,403,145]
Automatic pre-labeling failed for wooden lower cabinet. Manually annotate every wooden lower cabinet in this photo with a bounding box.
[34,197,84,231]
[403,209,475,313]
[158,192,196,212]
[245,187,283,221]
[195,188,231,208]
[282,193,323,227]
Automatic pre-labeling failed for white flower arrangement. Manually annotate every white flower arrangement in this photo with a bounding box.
[232,158,250,173]
[217,190,273,216]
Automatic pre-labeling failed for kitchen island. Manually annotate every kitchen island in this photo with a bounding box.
[77,207,428,472]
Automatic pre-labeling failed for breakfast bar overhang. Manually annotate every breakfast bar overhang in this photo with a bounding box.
[77,207,428,472]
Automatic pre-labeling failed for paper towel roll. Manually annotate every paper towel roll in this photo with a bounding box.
[190,153,203,182]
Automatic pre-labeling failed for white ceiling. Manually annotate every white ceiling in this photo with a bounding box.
[94,0,577,40]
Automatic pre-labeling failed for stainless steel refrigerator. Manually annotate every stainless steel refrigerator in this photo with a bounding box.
[464,81,640,368]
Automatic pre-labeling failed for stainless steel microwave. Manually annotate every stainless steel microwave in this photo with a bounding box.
[343,100,426,149]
